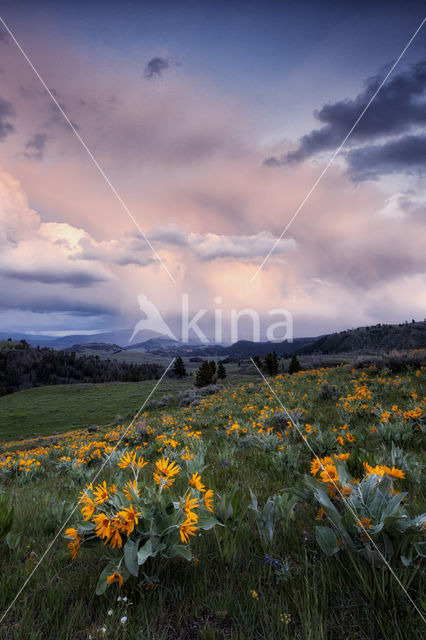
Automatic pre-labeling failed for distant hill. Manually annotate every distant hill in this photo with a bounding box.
[64,343,123,354]
[1,319,424,358]
[226,337,315,357]
[299,321,426,355]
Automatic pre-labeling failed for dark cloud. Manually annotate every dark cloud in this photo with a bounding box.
[0,294,117,316]
[149,225,189,247]
[265,60,426,167]
[144,57,171,79]
[0,97,15,141]
[2,268,108,287]
[346,134,426,181]
[22,132,48,161]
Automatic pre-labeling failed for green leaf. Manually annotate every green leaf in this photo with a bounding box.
[137,538,154,566]
[197,512,222,530]
[95,564,113,596]
[315,526,340,556]
[414,541,426,558]
[165,544,192,560]
[124,538,139,577]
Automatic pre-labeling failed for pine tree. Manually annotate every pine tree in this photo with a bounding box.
[173,356,187,378]
[194,360,214,387]
[252,355,263,371]
[263,351,279,376]
[288,354,301,374]
[209,360,217,377]
[217,361,227,380]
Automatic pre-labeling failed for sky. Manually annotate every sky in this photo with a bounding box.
[0,0,425,342]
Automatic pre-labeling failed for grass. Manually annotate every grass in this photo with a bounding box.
[0,363,424,639]
[0,368,255,442]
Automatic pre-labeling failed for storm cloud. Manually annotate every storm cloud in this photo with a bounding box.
[346,134,426,181]
[0,97,15,141]
[144,57,171,78]
[265,60,426,180]
[22,132,48,161]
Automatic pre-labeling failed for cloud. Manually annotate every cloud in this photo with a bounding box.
[187,230,296,262]
[22,132,48,161]
[265,59,426,174]
[346,134,426,181]
[0,97,15,141]
[148,225,296,262]
[0,169,111,286]
[144,57,171,78]
[149,224,189,246]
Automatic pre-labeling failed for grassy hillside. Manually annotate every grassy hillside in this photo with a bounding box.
[0,364,255,442]
[0,362,424,639]
[301,320,426,354]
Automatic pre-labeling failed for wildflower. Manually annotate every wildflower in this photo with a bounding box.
[319,464,339,484]
[153,457,180,488]
[334,452,350,461]
[65,527,81,560]
[93,481,109,504]
[107,571,123,588]
[93,513,111,542]
[310,457,321,476]
[280,612,291,624]
[189,472,206,492]
[341,485,352,497]
[316,507,325,520]
[356,517,372,530]
[79,493,95,521]
[182,492,199,522]
[204,489,214,513]
[117,505,142,535]
[123,478,140,501]
[108,609,113,616]
[120,617,127,625]
[180,518,198,544]
[181,446,193,461]
[250,590,259,599]
[118,450,135,469]
[346,433,356,443]
[384,466,405,480]
[109,519,123,549]
[336,435,344,446]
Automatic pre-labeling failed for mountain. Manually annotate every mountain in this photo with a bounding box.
[63,343,123,354]
[0,331,55,346]
[298,321,426,355]
[1,319,424,356]
[226,337,315,357]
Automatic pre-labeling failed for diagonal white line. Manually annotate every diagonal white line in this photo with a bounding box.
[250,358,426,623]
[0,16,176,285]
[0,358,175,625]
[250,16,426,282]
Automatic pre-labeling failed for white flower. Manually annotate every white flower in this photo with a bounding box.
[101,628,107,635]
[120,616,127,624]
[122,596,128,602]
[116,596,121,602]
[107,609,113,616]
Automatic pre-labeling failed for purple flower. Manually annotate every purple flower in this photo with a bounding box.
[221,460,228,466]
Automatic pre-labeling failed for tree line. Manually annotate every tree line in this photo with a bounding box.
[0,344,164,396]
